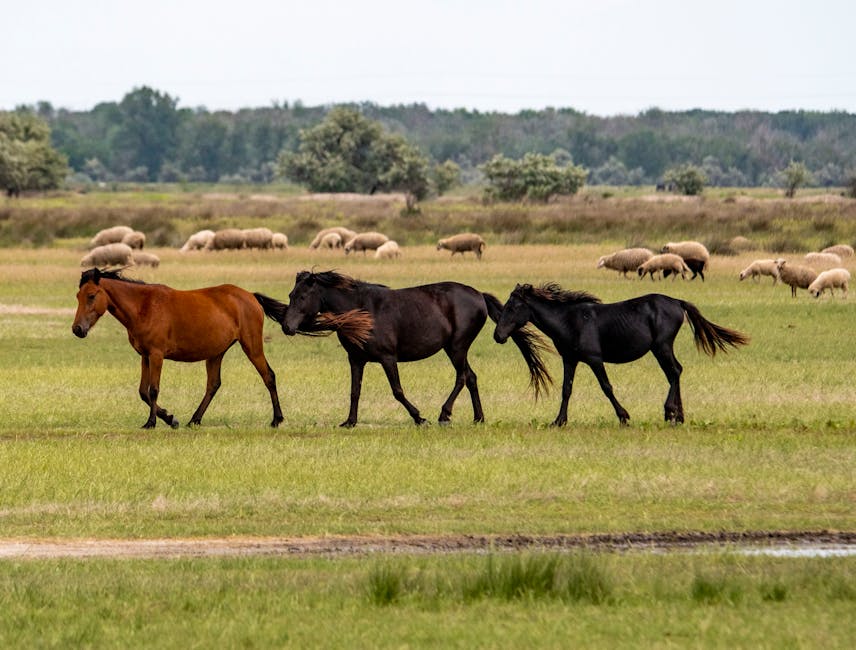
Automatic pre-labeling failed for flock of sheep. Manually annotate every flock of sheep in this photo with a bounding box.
[597,240,852,299]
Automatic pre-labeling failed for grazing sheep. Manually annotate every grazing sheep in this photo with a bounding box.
[210,228,247,251]
[729,236,753,251]
[804,252,842,269]
[637,254,690,281]
[271,232,289,250]
[131,251,160,268]
[821,244,854,258]
[374,240,401,259]
[661,241,710,280]
[808,268,850,298]
[80,243,134,268]
[309,227,357,249]
[242,227,274,249]
[775,259,818,298]
[739,259,780,284]
[180,229,215,252]
[437,233,486,259]
[596,248,654,278]
[89,226,134,249]
[344,231,389,255]
[121,230,146,250]
[319,232,343,249]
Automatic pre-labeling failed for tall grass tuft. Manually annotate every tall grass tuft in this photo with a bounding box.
[691,571,744,605]
[365,563,407,606]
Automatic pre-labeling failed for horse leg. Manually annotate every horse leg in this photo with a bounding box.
[440,349,483,424]
[379,357,426,425]
[588,360,630,425]
[342,357,365,427]
[240,340,284,427]
[189,352,225,426]
[139,353,178,429]
[552,358,578,426]
[653,345,684,424]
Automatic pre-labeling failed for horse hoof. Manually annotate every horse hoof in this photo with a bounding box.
[142,422,156,430]
[438,419,451,426]
[414,418,428,426]
[270,418,283,428]
[339,421,356,428]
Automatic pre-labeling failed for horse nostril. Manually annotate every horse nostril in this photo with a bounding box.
[72,324,86,338]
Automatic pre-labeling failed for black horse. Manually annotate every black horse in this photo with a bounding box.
[267,270,551,427]
[493,283,748,425]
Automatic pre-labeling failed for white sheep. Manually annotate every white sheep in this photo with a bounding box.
[739,259,780,284]
[131,251,160,268]
[344,231,389,255]
[319,232,343,249]
[804,252,842,269]
[437,233,486,259]
[821,244,854,258]
[374,240,401,259]
[89,226,133,249]
[271,232,289,250]
[80,243,134,268]
[180,229,215,252]
[808,268,850,298]
[242,227,274,249]
[120,230,146,250]
[596,248,654,278]
[637,254,690,281]
[210,228,247,250]
[661,241,710,280]
[775,259,818,298]
[309,227,357,249]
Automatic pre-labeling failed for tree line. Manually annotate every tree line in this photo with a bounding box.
[7,86,856,190]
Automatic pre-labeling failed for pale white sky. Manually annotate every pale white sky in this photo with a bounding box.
[3,0,853,115]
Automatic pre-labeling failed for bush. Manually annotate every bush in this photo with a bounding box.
[481,153,587,203]
[664,164,708,196]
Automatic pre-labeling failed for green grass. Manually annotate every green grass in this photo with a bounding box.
[0,554,853,648]
[0,235,853,646]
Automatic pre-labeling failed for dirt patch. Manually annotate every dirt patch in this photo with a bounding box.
[0,530,851,560]
[0,304,75,316]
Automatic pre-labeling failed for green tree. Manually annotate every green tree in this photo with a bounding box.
[112,87,183,180]
[278,107,430,203]
[779,160,812,198]
[663,164,707,195]
[431,159,461,195]
[0,111,68,196]
[481,153,587,203]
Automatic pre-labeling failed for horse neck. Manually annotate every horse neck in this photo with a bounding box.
[320,285,367,313]
[525,296,572,339]
[99,279,151,331]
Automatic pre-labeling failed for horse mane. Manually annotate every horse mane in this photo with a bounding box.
[297,269,389,291]
[516,282,601,305]
[79,268,147,288]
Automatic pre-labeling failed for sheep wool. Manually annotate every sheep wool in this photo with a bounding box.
[637,254,690,281]
[271,233,289,250]
[436,233,486,259]
[131,251,160,268]
[89,225,134,249]
[81,243,134,268]
[344,232,389,255]
[596,248,654,277]
[808,268,850,298]
[180,229,215,252]
[242,227,274,249]
[661,241,710,280]
[821,244,854,258]
[309,227,357,249]
[739,259,779,284]
[804,252,842,269]
[775,259,818,298]
[121,230,146,250]
[374,240,401,259]
[210,228,246,250]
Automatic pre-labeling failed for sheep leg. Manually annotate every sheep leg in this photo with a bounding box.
[587,360,630,425]
[341,356,365,427]
[379,356,426,425]
[189,352,226,426]
[552,358,578,426]
[138,353,178,429]
[653,345,684,424]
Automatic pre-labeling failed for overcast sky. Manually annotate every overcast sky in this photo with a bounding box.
[3,0,853,116]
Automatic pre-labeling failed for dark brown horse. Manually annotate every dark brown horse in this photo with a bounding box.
[267,270,551,427]
[72,268,285,428]
[494,283,748,425]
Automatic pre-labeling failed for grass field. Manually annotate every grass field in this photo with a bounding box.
[1,210,854,646]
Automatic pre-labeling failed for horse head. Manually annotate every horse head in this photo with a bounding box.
[493,284,533,344]
[72,268,110,338]
[283,272,323,335]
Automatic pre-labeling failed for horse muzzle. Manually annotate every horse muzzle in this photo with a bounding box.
[493,328,510,344]
[281,321,297,336]
[72,323,88,338]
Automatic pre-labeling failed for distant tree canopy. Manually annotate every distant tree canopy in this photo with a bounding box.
[21,87,856,189]
[0,111,68,196]
[780,161,812,198]
[278,107,431,210]
[664,164,708,196]
[481,153,587,203]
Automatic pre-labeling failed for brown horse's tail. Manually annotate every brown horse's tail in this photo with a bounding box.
[679,300,750,356]
[254,293,373,348]
[483,292,552,398]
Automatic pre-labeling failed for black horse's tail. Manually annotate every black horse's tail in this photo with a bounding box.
[680,300,750,356]
[483,292,552,398]
[254,293,373,348]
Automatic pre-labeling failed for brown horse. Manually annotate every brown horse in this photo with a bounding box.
[72,268,284,428]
